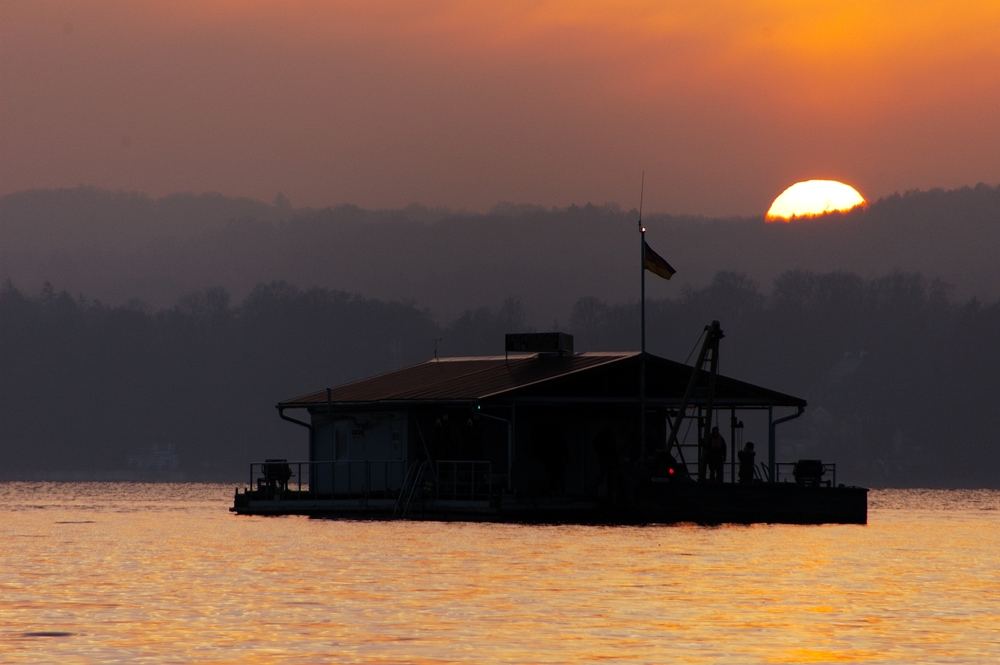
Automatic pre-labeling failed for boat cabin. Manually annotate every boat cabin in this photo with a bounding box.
[236,324,855,518]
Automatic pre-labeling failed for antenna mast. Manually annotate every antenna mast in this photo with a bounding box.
[638,171,647,461]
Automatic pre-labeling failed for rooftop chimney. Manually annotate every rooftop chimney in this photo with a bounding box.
[505,332,574,356]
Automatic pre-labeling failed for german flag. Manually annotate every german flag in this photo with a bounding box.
[643,241,676,280]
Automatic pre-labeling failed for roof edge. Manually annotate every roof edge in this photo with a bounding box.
[477,352,638,399]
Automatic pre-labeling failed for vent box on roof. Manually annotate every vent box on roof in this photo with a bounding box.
[505,332,574,355]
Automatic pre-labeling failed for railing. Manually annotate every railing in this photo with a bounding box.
[656,457,837,487]
[250,459,304,493]
[775,461,837,487]
[247,459,407,498]
[394,459,429,516]
[245,458,497,502]
[435,460,493,501]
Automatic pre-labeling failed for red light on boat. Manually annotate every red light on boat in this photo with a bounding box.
[668,467,676,476]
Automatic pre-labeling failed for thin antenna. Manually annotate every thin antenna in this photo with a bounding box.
[638,170,645,231]
[638,169,647,461]
[433,337,443,360]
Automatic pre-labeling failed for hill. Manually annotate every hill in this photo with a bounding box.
[2,184,999,320]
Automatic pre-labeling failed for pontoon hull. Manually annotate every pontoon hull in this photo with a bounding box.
[231,483,868,525]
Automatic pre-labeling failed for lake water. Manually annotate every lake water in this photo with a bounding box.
[0,483,997,664]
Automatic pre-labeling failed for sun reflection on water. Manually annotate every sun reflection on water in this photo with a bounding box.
[0,484,996,663]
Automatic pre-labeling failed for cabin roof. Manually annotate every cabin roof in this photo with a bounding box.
[279,351,806,409]
[281,352,633,405]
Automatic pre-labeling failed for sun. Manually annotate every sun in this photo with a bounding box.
[765,180,866,222]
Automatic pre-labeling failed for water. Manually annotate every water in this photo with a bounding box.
[1,484,997,664]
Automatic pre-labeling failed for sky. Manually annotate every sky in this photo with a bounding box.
[3,1,1000,216]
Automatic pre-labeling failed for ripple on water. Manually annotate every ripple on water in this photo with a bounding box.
[19,632,75,638]
[0,483,997,664]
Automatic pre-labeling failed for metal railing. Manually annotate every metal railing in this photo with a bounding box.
[247,459,407,498]
[394,459,429,516]
[656,457,837,487]
[435,460,493,501]
[774,462,837,487]
[246,458,498,502]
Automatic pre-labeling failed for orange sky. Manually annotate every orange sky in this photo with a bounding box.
[2,1,999,215]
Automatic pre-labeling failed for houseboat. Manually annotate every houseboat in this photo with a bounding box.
[232,324,867,524]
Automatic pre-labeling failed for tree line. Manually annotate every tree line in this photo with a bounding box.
[0,270,995,487]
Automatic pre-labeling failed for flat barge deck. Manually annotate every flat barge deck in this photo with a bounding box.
[232,481,868,525]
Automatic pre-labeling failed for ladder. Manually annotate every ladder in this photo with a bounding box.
[664,320,724,481]
[394,459,428,517]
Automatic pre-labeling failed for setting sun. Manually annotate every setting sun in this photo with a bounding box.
[765,180,866,222]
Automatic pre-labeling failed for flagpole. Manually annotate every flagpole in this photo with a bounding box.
[638,172,646,461]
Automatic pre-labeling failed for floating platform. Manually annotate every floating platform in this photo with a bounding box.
[231,482,868,525]
[235,323,869,526]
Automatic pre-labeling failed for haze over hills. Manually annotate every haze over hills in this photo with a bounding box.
[1,184,999,322]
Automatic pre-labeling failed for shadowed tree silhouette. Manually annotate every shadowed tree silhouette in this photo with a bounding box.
[0,271,996,487]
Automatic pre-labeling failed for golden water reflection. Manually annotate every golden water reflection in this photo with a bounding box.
[0,484,997,663]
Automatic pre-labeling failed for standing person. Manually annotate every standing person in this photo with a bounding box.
[708,426,726,483]
[738,441,756,485]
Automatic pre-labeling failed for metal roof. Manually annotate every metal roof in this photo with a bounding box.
[281,352,632,406]
[279,351,806,409]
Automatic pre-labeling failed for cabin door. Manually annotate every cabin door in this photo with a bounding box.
[310,420,348,495]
